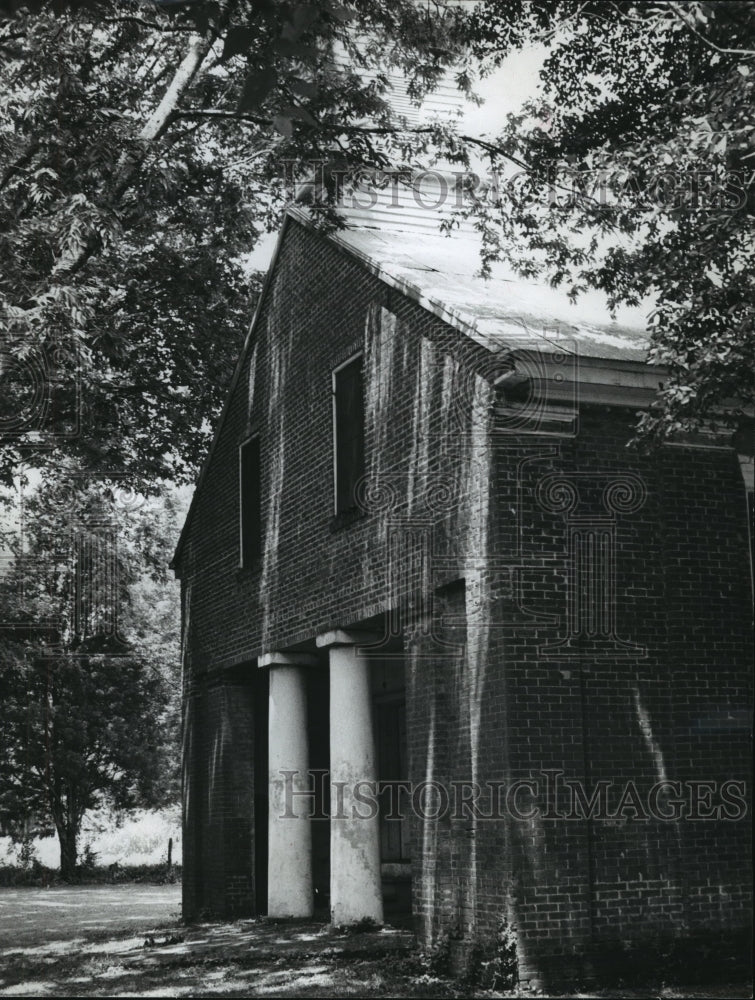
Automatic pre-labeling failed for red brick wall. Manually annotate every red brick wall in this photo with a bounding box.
[181,665,258,920]
[484,418,751,981]
[176,217,752,979]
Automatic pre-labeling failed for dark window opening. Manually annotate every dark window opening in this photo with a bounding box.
[375,696,410,862]
[240,435,261,565]
[333,354,365,514]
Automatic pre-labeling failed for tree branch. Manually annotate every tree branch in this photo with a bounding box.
[172,108,532,171]
[171,108,268,126]
[139,35,215,144]
[52,33,216,282]
[669,2,755,58]
[172,107,625,222]
[102,16,192,33]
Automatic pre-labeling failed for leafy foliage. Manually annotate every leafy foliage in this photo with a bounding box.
[1,1,751,486]
[0,473,183,877]
[0,1,472,490]
[465,0,754,443]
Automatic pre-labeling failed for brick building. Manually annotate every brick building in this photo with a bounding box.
[172,206,752,985]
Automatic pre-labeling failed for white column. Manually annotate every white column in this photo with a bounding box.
[317,630,384,925]
[262,652,315,918]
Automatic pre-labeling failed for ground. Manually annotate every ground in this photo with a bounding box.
[0,885,181,950]
[0,886,750,998]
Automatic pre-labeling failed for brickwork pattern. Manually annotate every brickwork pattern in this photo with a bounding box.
[176,218,753,976]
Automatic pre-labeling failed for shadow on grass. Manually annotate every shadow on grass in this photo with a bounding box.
[1,918,751,999]
[0,922,463,998]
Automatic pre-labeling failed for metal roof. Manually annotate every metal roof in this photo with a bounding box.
[317,211,650,364]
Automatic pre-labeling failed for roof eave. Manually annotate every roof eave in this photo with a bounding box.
[294,207,658,385]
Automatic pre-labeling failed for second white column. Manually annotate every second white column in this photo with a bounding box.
[319,631,384,925]
[267,661,313,918]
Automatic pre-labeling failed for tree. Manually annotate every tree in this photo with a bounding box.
[0,0,476,874]
[2,1,750,491]
[0,1,473,491]
[0,472,183,877]
[0,7,257,489]
[459,0,754,445]
[0,640,169,877]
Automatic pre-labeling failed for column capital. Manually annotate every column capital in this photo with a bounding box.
[258,650,318,669]
[316,629,381,649]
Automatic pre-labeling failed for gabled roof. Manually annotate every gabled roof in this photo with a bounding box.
[172,207,655,570]
[321,217,649,363]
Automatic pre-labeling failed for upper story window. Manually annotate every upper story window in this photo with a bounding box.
[239,434,261,566]
[332,353,365,514]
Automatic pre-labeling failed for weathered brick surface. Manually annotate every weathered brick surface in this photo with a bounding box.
[175,217,753,979]
[181,666,258,920]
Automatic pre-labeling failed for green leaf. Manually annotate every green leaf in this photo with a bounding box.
[272,114,294,138]
[238,66,278,111]
[289,77,319,100]
[221,25,257,63]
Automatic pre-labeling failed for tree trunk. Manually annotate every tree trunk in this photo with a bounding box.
[139,34,214,143]
[54,31,215,279]
[58,825,77,881]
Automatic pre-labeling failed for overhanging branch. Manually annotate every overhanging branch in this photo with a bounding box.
[171,107,531,171]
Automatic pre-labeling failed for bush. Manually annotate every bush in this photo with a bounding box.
[0,863,58,887]
[0,861,182,887]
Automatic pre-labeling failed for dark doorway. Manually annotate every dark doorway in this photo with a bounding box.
[375,697,410,862]
[371,657,412,919]
[308,661,330,915]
